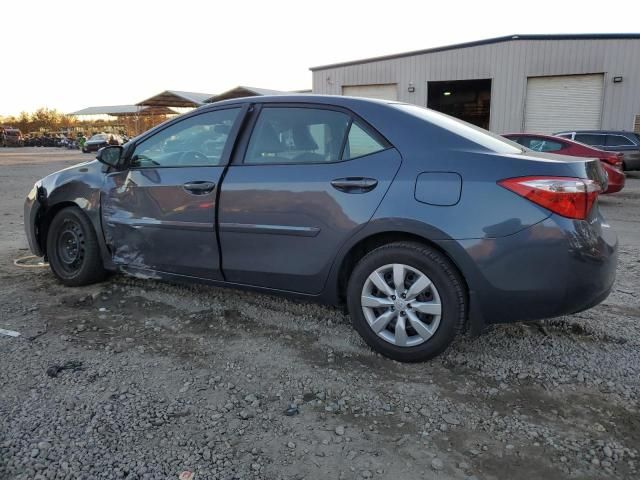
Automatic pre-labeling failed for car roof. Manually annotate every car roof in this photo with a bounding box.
[201,94,399,109]
[555,130,637,135]
[503,133,560,138]
[504,132,613,151]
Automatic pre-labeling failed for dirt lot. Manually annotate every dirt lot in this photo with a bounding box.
[1,148,639,480]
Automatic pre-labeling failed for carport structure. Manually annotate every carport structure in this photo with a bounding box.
[136,90,215,109]
[71,105,178,117]
[70,105,180,136]
[205,86,285,103]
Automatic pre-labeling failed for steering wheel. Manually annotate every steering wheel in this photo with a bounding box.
[133,154,161,166]
[179,151,208,165]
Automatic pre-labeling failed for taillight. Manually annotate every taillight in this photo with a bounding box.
[498,176,601,220]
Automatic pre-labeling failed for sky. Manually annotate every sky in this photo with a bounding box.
[2,0,639,116]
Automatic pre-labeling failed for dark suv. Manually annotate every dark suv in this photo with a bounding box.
[554,130,640,171]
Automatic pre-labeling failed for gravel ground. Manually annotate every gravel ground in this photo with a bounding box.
[1,148,639,480]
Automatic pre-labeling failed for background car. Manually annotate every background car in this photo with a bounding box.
[1,128,24,147]
[503,133,625,194]
[82,133,123,153]
[554,130,640,171]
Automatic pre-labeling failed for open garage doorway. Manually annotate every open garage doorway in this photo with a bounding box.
[427,79,492,129]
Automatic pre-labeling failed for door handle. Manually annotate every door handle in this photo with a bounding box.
[330,177,378,193]
[183,181,216,194]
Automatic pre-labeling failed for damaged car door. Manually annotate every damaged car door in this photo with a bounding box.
[101,107,243,279]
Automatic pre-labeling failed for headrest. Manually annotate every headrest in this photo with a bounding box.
[292,125,318,151]
[253,122,284,153]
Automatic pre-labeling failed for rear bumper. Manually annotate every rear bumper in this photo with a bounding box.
[621,153,640,171]
[604,166,625,194]
[452,210,617,325]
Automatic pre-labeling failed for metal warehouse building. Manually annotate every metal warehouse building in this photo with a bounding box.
[310,34,640,134]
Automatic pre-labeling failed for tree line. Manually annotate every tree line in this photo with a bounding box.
[0,108,77,133]
[0,107,168,136]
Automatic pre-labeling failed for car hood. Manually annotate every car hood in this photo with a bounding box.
[39,159,104,192]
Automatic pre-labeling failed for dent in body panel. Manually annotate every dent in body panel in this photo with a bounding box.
[33,160,112,265]
[101,166,224,279]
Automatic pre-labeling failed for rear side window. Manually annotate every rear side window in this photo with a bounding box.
[520,137,564,152]
[555,133,573,139]
[605,134,634,147]
[342,122,386,160]
[244,107,350,164]
[393,104,523,154]
[575,134,605,146]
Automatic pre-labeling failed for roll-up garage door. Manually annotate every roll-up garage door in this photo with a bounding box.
[342,84,398,101]
[524,74,603,134]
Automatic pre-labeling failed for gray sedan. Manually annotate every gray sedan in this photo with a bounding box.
[24,95,617,361]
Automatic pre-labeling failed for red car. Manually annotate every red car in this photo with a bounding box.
[503,133,625,194]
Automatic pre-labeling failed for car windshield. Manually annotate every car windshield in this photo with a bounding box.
[393,103,523,154]
[89,134,108,142]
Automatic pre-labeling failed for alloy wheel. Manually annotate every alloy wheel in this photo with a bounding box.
[361,263,442,347]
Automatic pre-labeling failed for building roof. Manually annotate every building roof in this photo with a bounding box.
[70,105,178,116]
[310,33,640,71]
[137,90,215,107]
[205,86,286,103]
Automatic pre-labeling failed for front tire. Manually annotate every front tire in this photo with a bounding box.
[347,242,466,362]
[46,206,106,286]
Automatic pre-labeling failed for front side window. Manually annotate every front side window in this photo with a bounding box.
[605,134,634,147]
[131,108,240,168]
[244,107,350,164]
[575,134,605,146]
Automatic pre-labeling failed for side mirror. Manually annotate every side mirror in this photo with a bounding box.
[96,145,123,167]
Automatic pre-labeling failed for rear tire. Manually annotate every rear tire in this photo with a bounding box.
[46,206,106,286]
[347,242,466,362]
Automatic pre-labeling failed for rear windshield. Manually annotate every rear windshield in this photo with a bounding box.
[89,134,108,141]
[393,103,523,154]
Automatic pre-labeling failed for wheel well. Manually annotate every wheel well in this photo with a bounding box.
[38,201,78,257]
[336,231,469,305]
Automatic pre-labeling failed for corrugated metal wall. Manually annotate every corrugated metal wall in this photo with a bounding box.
[311,39,640,133]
